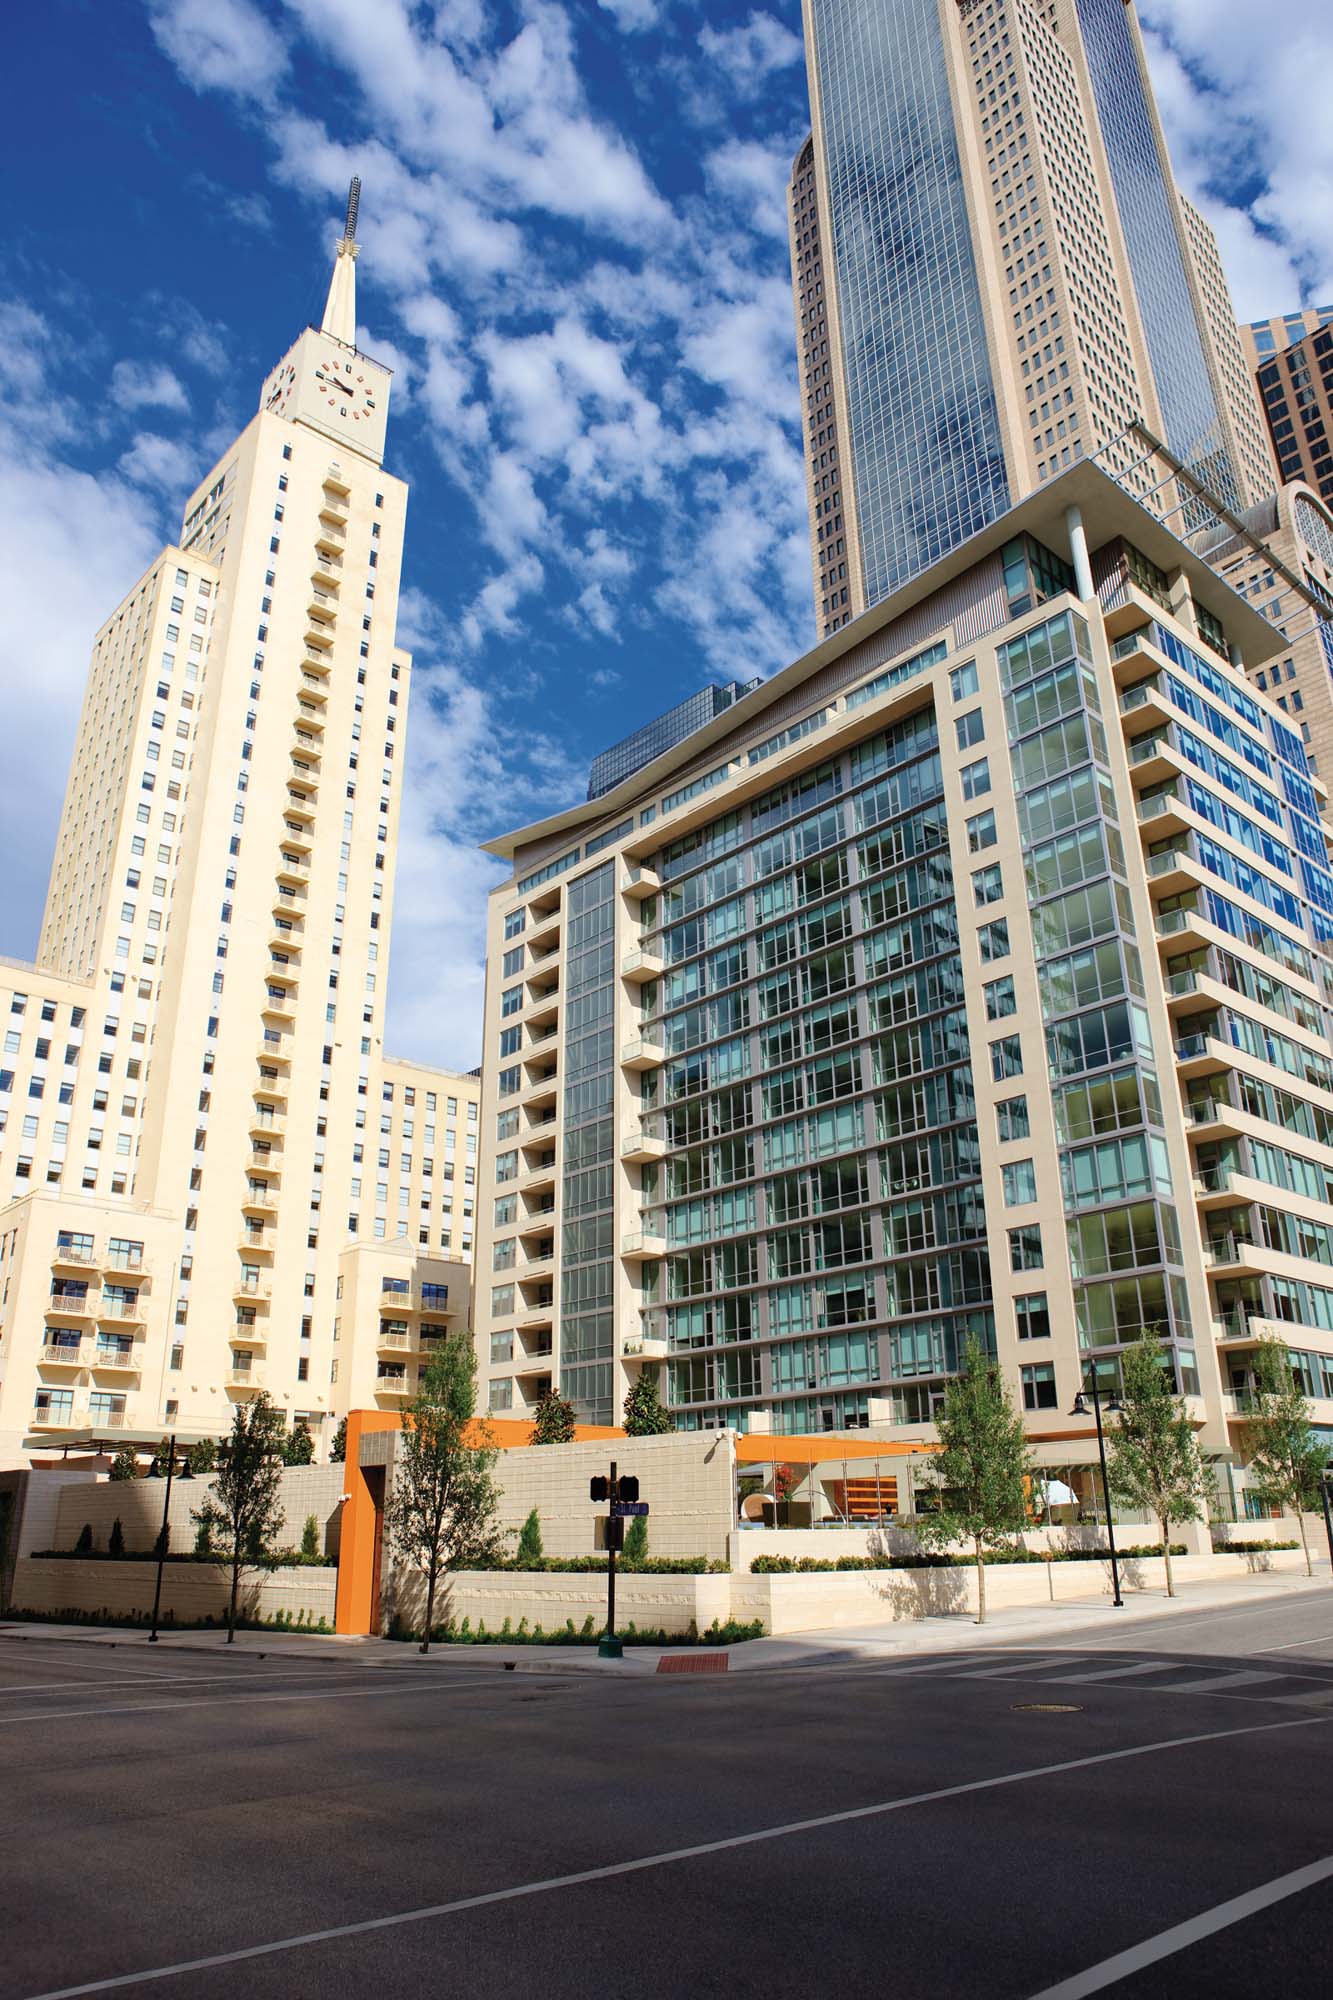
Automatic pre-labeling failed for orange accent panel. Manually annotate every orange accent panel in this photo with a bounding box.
[734,1434,936,1467]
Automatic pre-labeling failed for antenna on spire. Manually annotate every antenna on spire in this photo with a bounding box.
[343,176,361,248]
[322,177,362,344]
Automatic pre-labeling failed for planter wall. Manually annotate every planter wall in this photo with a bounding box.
[11,1556,338,1629]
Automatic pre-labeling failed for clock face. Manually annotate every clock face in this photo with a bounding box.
[314,353,378,425]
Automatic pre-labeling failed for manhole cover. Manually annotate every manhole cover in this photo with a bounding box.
[1011,1702,1084,1713]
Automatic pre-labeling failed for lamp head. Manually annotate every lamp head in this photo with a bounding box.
[1070,1392,1090,1418]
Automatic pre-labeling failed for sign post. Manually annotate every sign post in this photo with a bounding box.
[590,1464,648,1659]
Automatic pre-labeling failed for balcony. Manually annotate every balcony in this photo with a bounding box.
[31,1405,80,1430]
[621,866,660,902]
[375,1374,412,1398]
[1155,904,1212,950]
[38,1344,84,1369]
[46,1293,96,1323]
[281,821,314,853]
[227,1369,263,1391]
[245,1151,283,1179]
[230,1326,267,1352]
[242,1188,279,1219]
[298,674,329,705]
[1203,1233,1262,1274]
[256,1037,291,1069]
[378,1329,412,1353]
[100,1248,143,1280]
[1173,1031,1228,1079]
[1145,846,1198,899]
[380,1279,414,1304]
[276,851,311,884]
[285,787,317,823]
[233,1278,272,1304]
[90,1346,141,1376]
[98,1299,145,1326]
[52,1239,98,1272]
[621,1230,667,1261]
[1136,788,1190,838]
[315,517,346,552]
[262,995,298,1027]
[622,1335,669,1361]
[621,949,664,985]
[621,1126,667,1163]
[269,924,304,954]
[621,1035,665,1072]
[249,1105,285,1137]
[304,615,335,651]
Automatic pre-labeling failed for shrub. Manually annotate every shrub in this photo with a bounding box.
[385,1615,766,1648]
[108,1517,125,1556]
[516,1508,544,1567]
[75,1523,93,1554]
[1212,1537,1300,1553]
[108,1445,139,1482]
[301,1514,321,1561]
[623,1514,649,1567]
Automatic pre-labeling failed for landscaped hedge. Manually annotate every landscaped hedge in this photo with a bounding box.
[34,1548,335,1568]
[749,1544,1187,1574]
[10,1604,333,1633]
[1211,1538,1300,1553]
[387,1611,763,1647]
[485,1555,728,1575]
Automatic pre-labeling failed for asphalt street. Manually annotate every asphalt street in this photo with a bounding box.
[1,1589,1331,2000]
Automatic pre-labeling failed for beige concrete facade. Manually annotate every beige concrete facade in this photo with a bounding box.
[474,460,1333,1496]
[1247,319,1333,513]
[0,217,477,1466]
[788,0,1276,631]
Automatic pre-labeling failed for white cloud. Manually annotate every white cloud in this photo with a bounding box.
[598,0,659,30]
[147,0,288,101]
[1140,1,1333,312]
[109,360,190,414]
[698,11,804,96]
[117,432,199,492]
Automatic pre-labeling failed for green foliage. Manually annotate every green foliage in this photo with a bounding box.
[529,1387,577,1445]
[1107,1334,1205,1597]
[193,1516,213,1556]
[282,1418,316,1467]
[108,1517,125,1556]
[516,1507,544,1567]
[475,1554,724,1574]
[300,1513,320,1560]
[915,1335,1035,1623]
[108,1444,140,1482]
[622,1370,672,1437]
[384,1333,508,1651]
[623,1513,649,1566]
[330,1417,348,1464]
[191,1392,288,1641]
[1213,1537,1300,1553]
[75,1523,93,1554]
[388,1616,766,1648]
[748,1545,1187,1574]
[187,1438,217,1475]
[1241,1338,1330,1576]
[154,1525,170,1560]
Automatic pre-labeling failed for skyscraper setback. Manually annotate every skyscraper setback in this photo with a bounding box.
[0,197,478,1465]
[789,0,1277,637]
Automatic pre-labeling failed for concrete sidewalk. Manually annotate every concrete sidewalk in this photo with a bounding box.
[3,1555,1326,1674]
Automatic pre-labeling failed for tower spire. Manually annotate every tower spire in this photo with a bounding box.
[320,176,361,348]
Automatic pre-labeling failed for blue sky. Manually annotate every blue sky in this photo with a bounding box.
[2,1,1331,1072]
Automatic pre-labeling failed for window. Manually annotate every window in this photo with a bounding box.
[1015,1293,1050,1341]
[966,809,997,852]
[984,975,1016,1021]
[978,918,1009,963]
[961,757,991,800]
[996,1095,1029,1143]
[955,708,985,750]
[990,1035,1023,1080]
[1002,1159,1037,1206]
[951,661,979,702]
[1009,1225,1044,1272]
[1021,1362,1057,1411]
[973,864,1003,906]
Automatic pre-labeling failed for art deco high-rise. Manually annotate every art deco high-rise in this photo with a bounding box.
[0,196,479,1465]
[789,0,1277,638]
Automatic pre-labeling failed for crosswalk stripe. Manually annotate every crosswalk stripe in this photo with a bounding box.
[953,1656,1073,1680]
[1152,1669,1280,1694]
[1039,1662,1180,1685]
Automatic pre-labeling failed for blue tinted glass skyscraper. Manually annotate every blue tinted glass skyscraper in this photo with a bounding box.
[790,0,1274,639]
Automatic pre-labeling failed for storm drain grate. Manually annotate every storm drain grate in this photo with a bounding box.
[657,1653,730,1674]
[1011,1702,1084,1713]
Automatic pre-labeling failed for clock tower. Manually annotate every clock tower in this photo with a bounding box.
[259,177,391,466]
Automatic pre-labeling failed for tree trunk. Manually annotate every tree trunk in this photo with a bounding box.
[974,1536,986,1625]
[1296,1507,1312,1578]
[420,1563,437,1655]
[228,1552,241,1642]
[1160,1517,1175,1598]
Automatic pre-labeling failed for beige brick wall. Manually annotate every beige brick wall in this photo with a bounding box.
[483,1431,736,1563]
[12,1556,338,1628]
[23,1464,346,1560]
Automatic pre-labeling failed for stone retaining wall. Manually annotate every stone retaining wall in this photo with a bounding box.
[11,1557,339,1629]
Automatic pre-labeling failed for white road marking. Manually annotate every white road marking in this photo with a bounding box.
[1025,1852,1333,1999]
[1038,1662,1177,1686]
[1260,1633,1333,1653]
[0,1678,496,1727]
[18,1712,1331,1999]
[952,1655,1072,1680]
[0,1666,423,1699]
[1155,1668,1279,1694]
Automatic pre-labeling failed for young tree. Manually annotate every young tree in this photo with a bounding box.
[108,1517,126,1556]
[108,1443,140,1481]
[330,1417,348,1465]
[623,1513,649,1567]
[530,1386,577,1445]
[188,1437,217,1475]
[916,1336,1035,1624]
[516,1507,544,1568]
[191,1393,288,1642]
[283,1418,315,1467]
[384,1334,507,1652]
[75,1522,93,1554]
[623,1370,673,1437]
[1242,1337,1329,1578]
[1106,1334,1204,1598]
[300,1513,321,1561]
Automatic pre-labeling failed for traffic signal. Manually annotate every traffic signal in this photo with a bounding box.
[590,1476,610,1502]
[618,1475,640,1504]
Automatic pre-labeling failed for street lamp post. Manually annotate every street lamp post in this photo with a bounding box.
[1319,1467,1333,1574]
[148,1435,193,1642]
[1070,1369,1124,1609]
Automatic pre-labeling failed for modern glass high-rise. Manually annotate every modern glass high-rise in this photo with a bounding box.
[790,0,1276,638]
[587,680,762,801]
